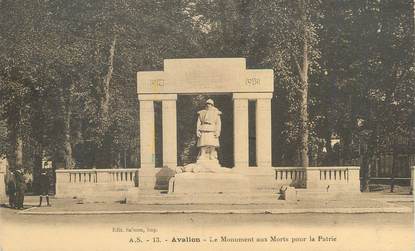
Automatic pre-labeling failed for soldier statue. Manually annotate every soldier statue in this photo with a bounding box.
[176,98,229,173]
[196,99,222,164]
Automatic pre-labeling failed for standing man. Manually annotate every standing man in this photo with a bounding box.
[14,169,26,209]
[6,170,16,208]
[38,169,51,207]
[196,99,222,163]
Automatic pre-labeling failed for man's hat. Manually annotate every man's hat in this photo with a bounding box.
[206,99,214,105]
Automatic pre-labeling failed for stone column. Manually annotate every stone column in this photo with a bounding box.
[162,95,178,168]
[233,94,249,168]
[256,94,273,167]
[139,99,155,169]
[138,96,156,190]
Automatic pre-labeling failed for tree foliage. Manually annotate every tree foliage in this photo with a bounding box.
[0,0,413,187]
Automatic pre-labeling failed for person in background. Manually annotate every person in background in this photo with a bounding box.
[14,169,26,210]
[38,169,51,207]
[6,170,16,209]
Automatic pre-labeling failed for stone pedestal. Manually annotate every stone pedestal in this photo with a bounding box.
[138,168,158,190]
[234,167,278,191]
[196,159,221,169]
[170,172,251,194]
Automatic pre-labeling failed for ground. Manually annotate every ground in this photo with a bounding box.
[0,193,413,251]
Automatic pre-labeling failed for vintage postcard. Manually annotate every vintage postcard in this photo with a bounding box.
[0,0,414,250]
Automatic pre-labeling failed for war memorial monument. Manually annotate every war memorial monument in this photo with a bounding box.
[52,58,362,202]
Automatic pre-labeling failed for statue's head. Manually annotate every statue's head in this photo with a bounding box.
[205,99,214,109]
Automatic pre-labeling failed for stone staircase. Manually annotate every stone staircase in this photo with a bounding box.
[125,187,284,205]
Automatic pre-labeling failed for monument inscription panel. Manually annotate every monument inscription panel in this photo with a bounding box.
[137,58,274,94]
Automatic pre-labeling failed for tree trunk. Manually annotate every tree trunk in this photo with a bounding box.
[10,106,23,170]
[62,82,74,169]
[390,147,397,192]
[95,37,116,169]
[361,153,371,192]
[296,0,310,168]
[101,36,116,125]
[361,131,377,192]
[63,126,73,169]
[15,133,23,169]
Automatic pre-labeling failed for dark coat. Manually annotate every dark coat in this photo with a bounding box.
[6,175,16,195]
[39,173,50,194]
[14,172,26,192]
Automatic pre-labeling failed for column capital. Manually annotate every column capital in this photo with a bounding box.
[232,92,273,100]
[138,94,178,101]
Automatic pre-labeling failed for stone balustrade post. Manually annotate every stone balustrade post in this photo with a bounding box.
[55,170,69,197]
[347,166,361,192]
[306,167,321,190]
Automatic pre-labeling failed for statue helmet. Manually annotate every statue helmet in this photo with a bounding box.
[206,99,214,105]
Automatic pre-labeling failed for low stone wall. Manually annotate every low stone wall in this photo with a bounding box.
[55,168,139,198]
[235,167,357,192]
[0,171,5,203]
[228,167,306,192]
[56,166,361,198]
[306,166,360,192]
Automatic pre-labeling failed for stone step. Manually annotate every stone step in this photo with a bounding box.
[288,188,361,201]
[125,188,284,205]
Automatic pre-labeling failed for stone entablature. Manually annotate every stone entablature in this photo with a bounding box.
[137,58,273,94]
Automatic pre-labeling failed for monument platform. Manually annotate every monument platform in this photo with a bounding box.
[168,172,251,194]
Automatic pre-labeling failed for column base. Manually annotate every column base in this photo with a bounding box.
[138,168,158,190]
[139,167,176,190]
[257,161,272,168]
